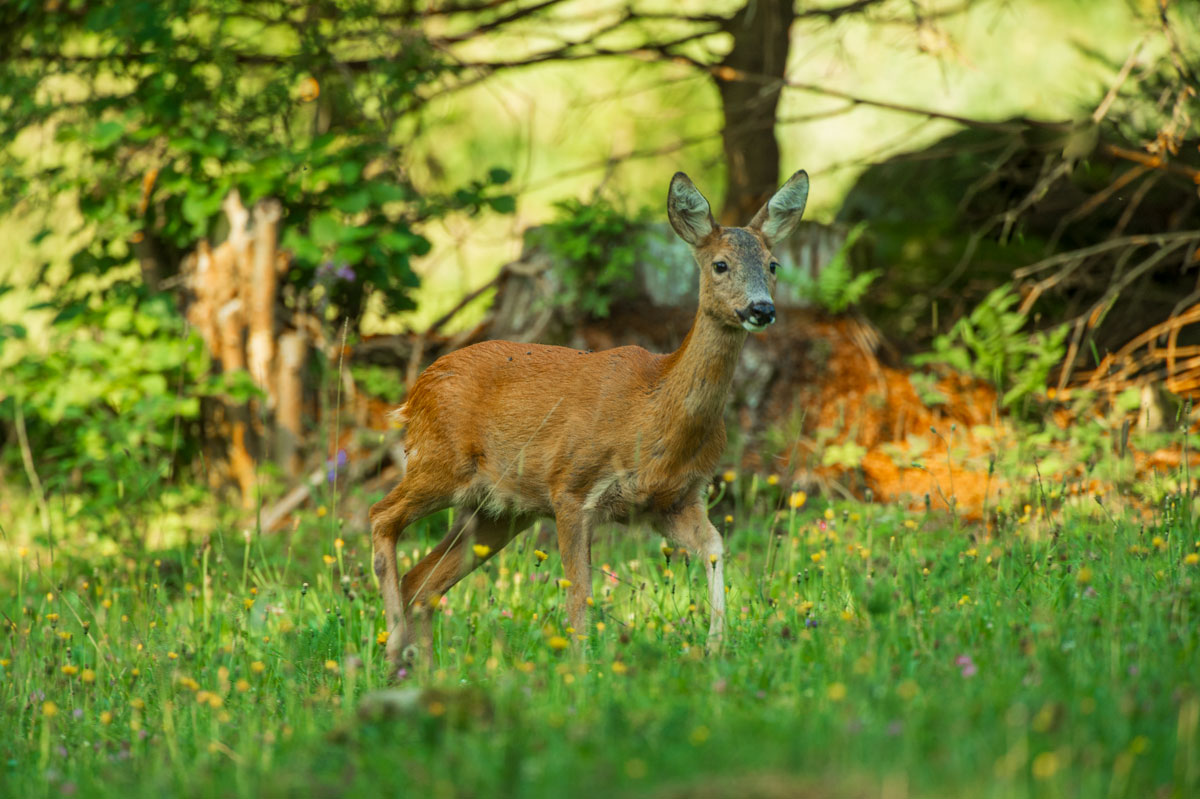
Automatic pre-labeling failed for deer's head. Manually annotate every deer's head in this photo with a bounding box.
[668,170,809,332]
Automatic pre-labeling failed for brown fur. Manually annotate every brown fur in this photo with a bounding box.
[369,170,809,668]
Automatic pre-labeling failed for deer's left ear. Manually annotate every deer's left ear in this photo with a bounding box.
[748,170,809,246]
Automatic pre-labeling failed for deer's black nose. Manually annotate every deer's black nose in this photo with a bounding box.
[747,301,775,327]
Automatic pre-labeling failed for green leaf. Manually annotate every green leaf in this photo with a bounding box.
[488,195,516,214]
[51,301,90,326]
[333,189,371,214]
[310,213,341,247]
[89,120,124,149]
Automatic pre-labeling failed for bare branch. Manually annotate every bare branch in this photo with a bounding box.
[439,0,572,43]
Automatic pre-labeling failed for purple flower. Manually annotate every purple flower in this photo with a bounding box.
[316,261,355,284]
[395,668,409,681]
[326,449,348,483]
[955,654,977,678]
[805,618,820,628]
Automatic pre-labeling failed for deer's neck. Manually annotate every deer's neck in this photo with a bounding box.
[656,309,746,428]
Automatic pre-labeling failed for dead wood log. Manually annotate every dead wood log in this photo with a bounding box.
[181,192,309,504]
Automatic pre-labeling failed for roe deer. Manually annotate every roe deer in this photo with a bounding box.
[370,169,810,668]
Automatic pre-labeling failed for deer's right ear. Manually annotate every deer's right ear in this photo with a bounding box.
[667,172,716,247]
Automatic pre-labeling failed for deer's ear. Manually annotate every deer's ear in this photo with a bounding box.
[749,169,809,246]
[667,172,716,247]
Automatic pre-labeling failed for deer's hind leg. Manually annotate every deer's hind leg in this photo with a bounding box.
[369,456,456,671]
[400,510,535,662]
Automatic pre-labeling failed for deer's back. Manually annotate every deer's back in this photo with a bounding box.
[399,339,673,515]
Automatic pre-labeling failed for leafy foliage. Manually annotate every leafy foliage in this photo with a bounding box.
[786,223,879,313]
[531,197,649,318]
[0,1,517,509]
[0,287,214,534]
[0,0,515,322]
[914,283,1069,410]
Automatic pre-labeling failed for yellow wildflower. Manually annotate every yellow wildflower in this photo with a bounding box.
[826,682,847,702]
[1032,752,1059,780]
[722,470,736,483]
[472,544,491,558]
[789,491,807,509]
[547,636,569,651]
[534,549,549,562]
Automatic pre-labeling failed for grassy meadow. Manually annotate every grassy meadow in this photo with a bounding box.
[2,464,1198,799]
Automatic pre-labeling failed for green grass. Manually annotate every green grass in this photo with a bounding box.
[2,476,1198,799]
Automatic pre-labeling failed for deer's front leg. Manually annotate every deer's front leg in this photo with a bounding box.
[666,503,726,646]
[552,503,594,635]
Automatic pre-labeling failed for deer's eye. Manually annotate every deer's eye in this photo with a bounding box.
[769,262,779,275]
[713,261,729,274]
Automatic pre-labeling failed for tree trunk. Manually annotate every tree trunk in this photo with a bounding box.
[716,0,795,225]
